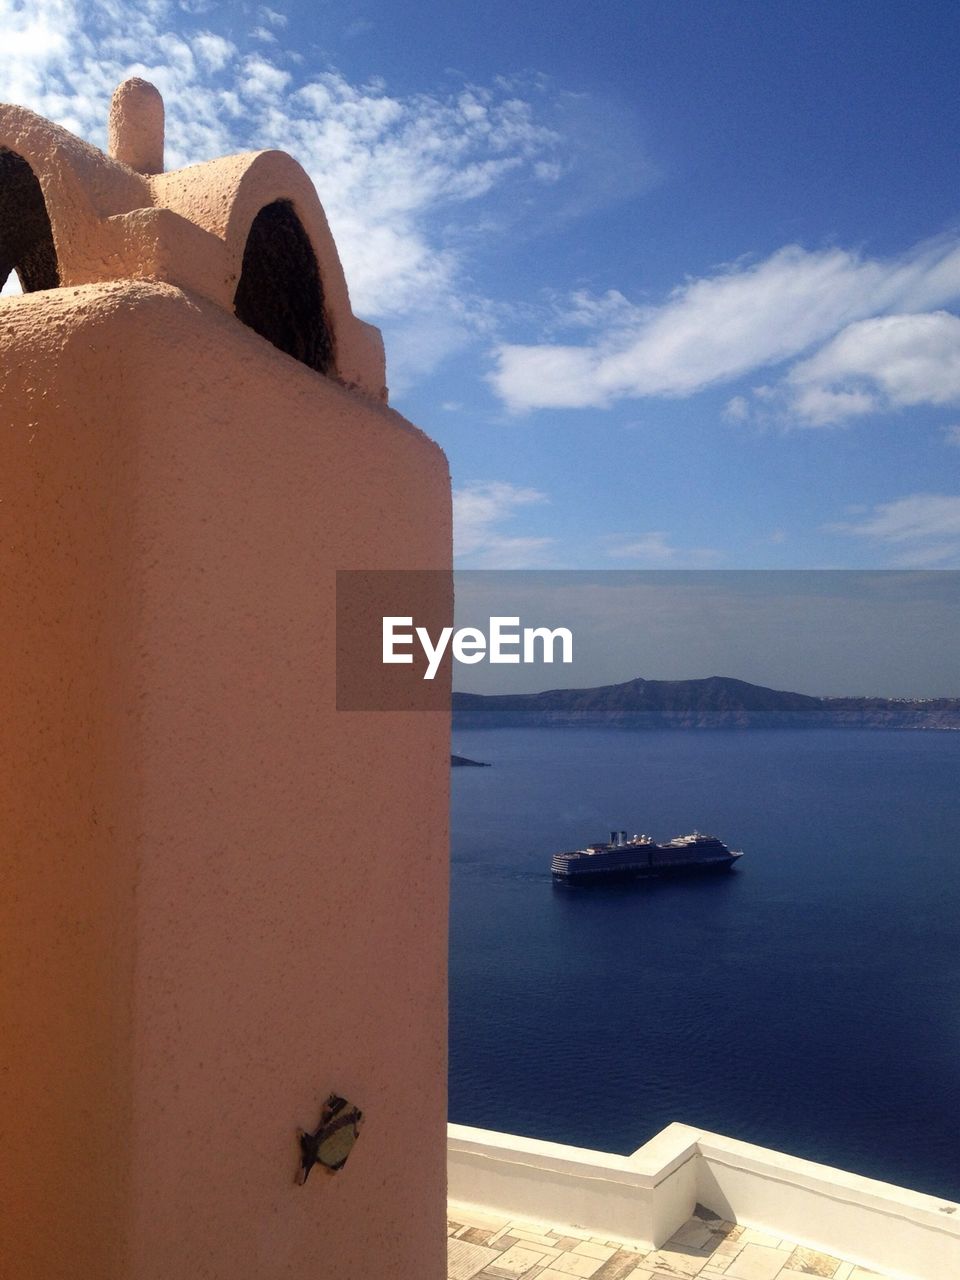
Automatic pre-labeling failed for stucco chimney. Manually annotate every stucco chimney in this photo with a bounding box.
[108,76,165,174]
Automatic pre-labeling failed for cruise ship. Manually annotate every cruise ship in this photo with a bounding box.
[551,829,743,882]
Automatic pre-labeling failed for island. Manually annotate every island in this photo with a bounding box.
[452,675,960,731]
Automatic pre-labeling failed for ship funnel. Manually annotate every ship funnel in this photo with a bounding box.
[620,830,627,845]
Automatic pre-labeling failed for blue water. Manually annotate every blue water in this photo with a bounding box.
[449,728,960,1202]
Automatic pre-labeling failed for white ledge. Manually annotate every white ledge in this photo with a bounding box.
[448,1121,960,1279]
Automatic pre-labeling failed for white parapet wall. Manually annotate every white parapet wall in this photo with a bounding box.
[448,1122,698,1249]
[448,1122,960,1280]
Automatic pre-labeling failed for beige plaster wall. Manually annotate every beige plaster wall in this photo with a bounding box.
[0,280,451,1279]
[0,284,141,1280]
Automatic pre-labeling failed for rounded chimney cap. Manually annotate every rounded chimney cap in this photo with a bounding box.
[108,78,164,175]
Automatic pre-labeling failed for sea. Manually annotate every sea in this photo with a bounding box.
[449,727,960,1203]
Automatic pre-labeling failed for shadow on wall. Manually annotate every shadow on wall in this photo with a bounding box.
[233,199,335,375]
[0,147,59,293]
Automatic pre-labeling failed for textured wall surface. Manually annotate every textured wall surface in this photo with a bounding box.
[0,281,452,1279]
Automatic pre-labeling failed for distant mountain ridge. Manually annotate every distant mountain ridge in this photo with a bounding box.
[452,675,960,731]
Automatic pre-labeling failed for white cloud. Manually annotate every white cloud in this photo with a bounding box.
[268,77,556,324]
[786,383,876,427]
[239,53,291,98]
[562,288,640,330]
[723,395,750,423]
[533,159,562,182]
[784,311,960,425]
[490,239,960,414]
[453,481,553,567]
[606,532,721,567]
[828,493,960,566]
[493,344,605,410]
[192,32,235,72]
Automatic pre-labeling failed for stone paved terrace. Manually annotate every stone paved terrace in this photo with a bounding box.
[447,1202,890,1280]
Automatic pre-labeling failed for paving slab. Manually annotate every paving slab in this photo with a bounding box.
[447,1204,895,1280]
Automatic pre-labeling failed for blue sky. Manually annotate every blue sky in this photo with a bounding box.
[3,0,960,569]
[451,571,960,697]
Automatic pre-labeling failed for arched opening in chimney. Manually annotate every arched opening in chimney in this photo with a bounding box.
[0,147,59,294]
[233,199,334,375]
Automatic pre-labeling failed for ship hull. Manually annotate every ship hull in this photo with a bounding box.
[552,856,739,884]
